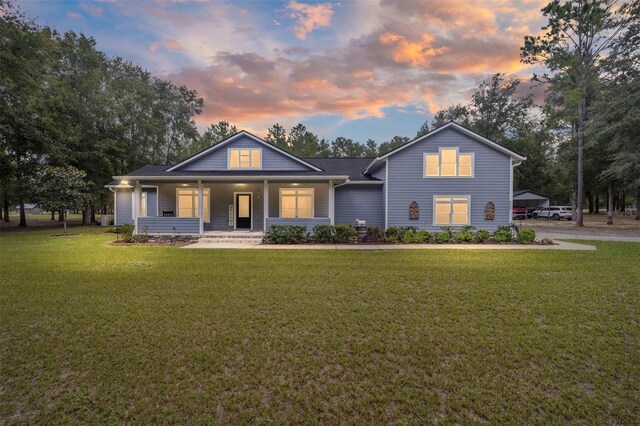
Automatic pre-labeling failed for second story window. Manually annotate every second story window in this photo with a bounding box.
[424,148,473,177]
[229,148,261,169]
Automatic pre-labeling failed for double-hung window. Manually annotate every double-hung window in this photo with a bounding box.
[280,188,314,218]
[177,188,210,222]
[434,196,470,225]
[425,148,473,177]
[228,148,261,169]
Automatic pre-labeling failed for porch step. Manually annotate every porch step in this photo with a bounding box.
[198,232,265,245]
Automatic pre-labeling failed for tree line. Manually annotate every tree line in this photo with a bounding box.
[1,0,638,227]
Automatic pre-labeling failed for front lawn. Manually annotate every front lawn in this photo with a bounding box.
[1,229,638,423]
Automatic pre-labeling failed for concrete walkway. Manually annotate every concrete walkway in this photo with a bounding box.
[183,240,596,251]
[535,231,640,243]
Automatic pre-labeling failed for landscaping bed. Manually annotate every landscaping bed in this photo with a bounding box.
[265,224,550,245]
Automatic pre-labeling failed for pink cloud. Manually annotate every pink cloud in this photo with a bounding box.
[67,12,83,19]
[286,0,336,39]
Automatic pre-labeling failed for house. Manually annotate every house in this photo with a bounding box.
[106,122,525,235]
[15,203,42,215]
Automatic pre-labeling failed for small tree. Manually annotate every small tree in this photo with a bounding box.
[35,166,93,235]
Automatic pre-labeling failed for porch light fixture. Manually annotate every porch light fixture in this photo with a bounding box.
[121,180,128,184]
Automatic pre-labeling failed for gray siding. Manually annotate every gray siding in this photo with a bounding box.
[386,127,511,231]
[266,217,331,233]
[207,183,264,231]
[268,182,329,218]
[137,217,199,234]
[115,188,133,225]
[335,185,384,227]
[179,135,311,171]
[143,188,157,217]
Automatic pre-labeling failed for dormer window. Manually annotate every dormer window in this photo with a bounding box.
[228,148,261,170]
[424,148,473,177]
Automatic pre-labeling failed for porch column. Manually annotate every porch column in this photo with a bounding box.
[263,180,269,231]
[328,180,334,225]
[197,180,203,235]
[133,180,141,232]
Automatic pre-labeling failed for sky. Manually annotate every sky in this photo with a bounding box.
[18,0,549,142]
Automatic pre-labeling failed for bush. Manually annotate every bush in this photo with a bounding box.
[474,229,490,243]
[267,225,308,244]
[313,224,336,243]
[460,225,476,233]
[439,226,455,239]
[119,223,135,242]
[313,224,357,243]
[367,226,385,242]
[415,230,432,243]
[397,226,419,235]
[496,225,512,233]
[335,225,357,243]
[516,228,536,244]
[434,231,450,244]
[402,230,417,244]
[385,227,400,243]
[453,231,473,243]
[494,230,512,243]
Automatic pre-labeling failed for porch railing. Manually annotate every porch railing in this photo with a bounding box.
[137,216,200,234]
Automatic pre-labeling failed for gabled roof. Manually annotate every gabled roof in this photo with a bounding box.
[167,130,322,172]
[364,122,526,173]
[107,158,380,186]
[514,189,549,199]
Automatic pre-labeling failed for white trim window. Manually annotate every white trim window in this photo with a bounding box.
[228,148,262,169]
[176,188,210,222]
[434,196,470,225]
[280,188,314,218]
[140,191,147,217]
[424,148,474,177]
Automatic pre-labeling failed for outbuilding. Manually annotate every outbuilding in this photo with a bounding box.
[513,190,550,211]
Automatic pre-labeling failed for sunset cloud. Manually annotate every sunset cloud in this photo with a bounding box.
[286,0,336,39]
[24,0,549,139]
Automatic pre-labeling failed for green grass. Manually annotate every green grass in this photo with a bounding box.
[1,229,639,424]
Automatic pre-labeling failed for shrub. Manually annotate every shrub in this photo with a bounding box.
[385,227,400,243]
[402,230,417,244]
[496,224,512,233]
[460,225,476,233]
[434,231,450,244]
[366,226,385,242]
[415,230,432,243]
[439,226,455,239]
[516,228,536,244]
[267,225,308,244]
[494,230,512,243]
[397,226,419,235]
[313,224,336,243]
[119,223,135,242]
[334,225,357,243]
[453,231,473,243]
[474,229,490,243]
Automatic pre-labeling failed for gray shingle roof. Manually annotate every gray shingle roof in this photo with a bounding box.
[107,158,379,186]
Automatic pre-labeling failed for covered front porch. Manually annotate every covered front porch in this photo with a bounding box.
[119,179,339,235]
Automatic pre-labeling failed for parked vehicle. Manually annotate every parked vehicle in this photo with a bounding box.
[512,207,527,220]
[532,206,573,220]
[526,207,539,218]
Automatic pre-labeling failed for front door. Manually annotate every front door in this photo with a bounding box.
[235,193,251,229]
